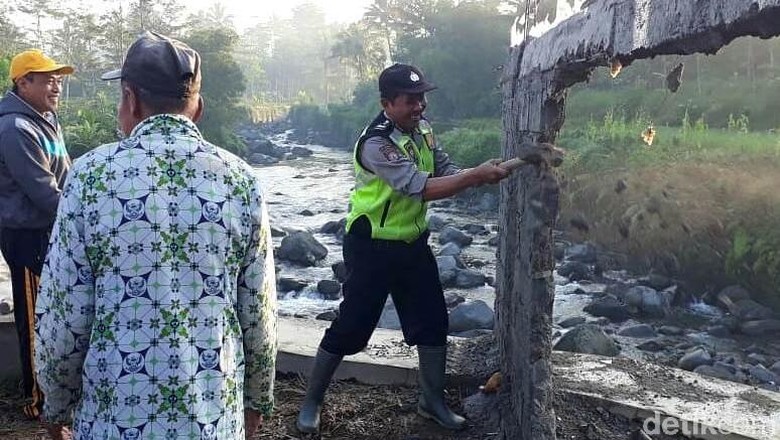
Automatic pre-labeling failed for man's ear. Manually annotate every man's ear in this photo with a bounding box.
[191,95,204,123]
[124,85,143,119]
[380,97,391,109]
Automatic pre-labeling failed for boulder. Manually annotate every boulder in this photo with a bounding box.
[716,285,751,308]
[636,340,666,352]
[316,310,338,322]
[444,292,465,309]
[617,324,657,338]
[317,280,341,300]
[248,153,280,166]
[557,261,590,282]
[741,320,780,336]
[553,324,620,357]
[427,215,446,232]
[694,364,736,382]
[439,226,473,247]
[583,295,630,322]
[565,243,598,263]
[748,364,777,384]
[454,269,486,289]
[438,242,462,257]
[291,146,314,157]
[331,261,348,283]
[448,300,494,333]
[678,348,712,371]
[277,231,328,266]
[558,316,587,328]
[729,299,774,321]
[277,278,307,293]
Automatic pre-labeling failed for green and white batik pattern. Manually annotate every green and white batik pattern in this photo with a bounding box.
[35,114,277,440]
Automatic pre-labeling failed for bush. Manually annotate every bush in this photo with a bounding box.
[60,93,119,158]
[438,126,501,168]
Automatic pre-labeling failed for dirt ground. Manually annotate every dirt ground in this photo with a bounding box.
[1,374,683,440]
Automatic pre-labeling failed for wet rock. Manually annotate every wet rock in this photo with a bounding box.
[706,325,731,338]
[565,243,598,264]
[770,361,780,377]
[553,242,566,260]
[716,285,751,307]
[455,269,486,289]
[248,153,280,165]
[637,273,674,291]
[463,224,489,235]
[694,364,736,382]
[299,209,316,216]
[748,364,777,384]
[444,292,465,309]
[678,348,712,371]
[741,319,780,336]
[553,324,620,357]
[558,316,586,328]
[291,146,313,157]
[583,295,630,322]
[270,226,287,237]
[317,280,341,300]
[320,218,346,235]
[623,285,670,317]
[617,324,657,338]
[746,353,770,366]
[636,340,665,352]
[427,215,446,232]
[436,256,460,286]
[729,299,774,321]
[557,261,590,282]
[448,300,494,333]
[439,226,473,248]
[316,310,338,321]
[462,392,501,427]
[438,242,462,257]
[331,261,348,283]
[712,361,738,374]
[658,325,684,336]
[487,235,499,247]
[0,299,11,315]
[278,278,307,292]
[277,231,328,266]
[712,316,740,332]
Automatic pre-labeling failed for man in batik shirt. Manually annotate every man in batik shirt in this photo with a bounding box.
[34,31,277,440]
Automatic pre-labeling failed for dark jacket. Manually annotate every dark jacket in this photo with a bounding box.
[0,92,70,229]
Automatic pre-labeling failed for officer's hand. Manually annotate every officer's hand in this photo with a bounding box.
[45,424,73,440]
[474,158,510,185]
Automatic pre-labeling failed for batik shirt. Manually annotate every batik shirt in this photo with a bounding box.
[34,114,277,440]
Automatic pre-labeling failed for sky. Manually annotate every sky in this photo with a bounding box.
[188,0,374,30]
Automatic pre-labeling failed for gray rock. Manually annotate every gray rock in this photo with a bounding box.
[463,224,489,235]
[448,300,494,333]
[694,364,736,382]
[716,285,751,308]
[706,325,731,338]
[770,361,780,377]
[277,232,328,266]
[617,324,657,338]
[462,391,501,427]
[557,261,590,282]
[746,353,770,367]
[277,278,307,292]
[331,261,348,283]
[553,324,620,357]
[438,242,462,257]
[583,295,630,322]
[427,215,446,232]
[320,218,346,235]
[558,316,587,328]
[248,153,280,165]
[439,226,473,247]
[623,285,669,317]
[658,326,684,336]
[748,364,777,384]
[636,340,665,352]
[455,269,486,288]
[729,299,774,321]
[678,348,712,371]
[637,274,674,290]
[741,320,780,336]
[317,280,341,300]
[712,361,738,374]
[436,256,460,286]
[316,310,338,321]
[299,209,316,216]
[487,235,499,247]
[270,226,287,237]
[444,292,465,309]
[565,243,598,263]
[291,146,313,157]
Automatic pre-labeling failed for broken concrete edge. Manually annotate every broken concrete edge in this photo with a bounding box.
[565,390,755,440]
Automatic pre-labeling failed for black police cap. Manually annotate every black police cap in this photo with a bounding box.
[378,63,437,96]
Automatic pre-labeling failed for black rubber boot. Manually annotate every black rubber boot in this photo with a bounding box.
[416,345,466,430]
[296,348,344,434]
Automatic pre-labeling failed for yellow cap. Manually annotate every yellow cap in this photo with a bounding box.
[9,49,74,81]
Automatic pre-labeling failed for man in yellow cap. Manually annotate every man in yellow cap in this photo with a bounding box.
[0,49,73,422]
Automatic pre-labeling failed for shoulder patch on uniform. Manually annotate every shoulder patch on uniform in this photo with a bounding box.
[379,144,404,162]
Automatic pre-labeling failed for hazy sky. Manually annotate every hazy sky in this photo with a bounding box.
[189,0,373,30]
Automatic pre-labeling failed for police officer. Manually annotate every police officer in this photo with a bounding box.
[297,64,509,433]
